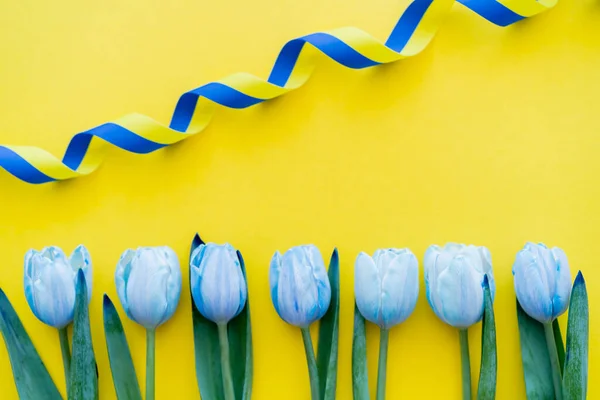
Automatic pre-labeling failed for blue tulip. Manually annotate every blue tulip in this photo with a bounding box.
[424,243,495,328]
[115,246,182,330]
[190,243,247,325]
[512,242,572,323]
[269,245,331,328]
[355,248,419,329]
[24,245,92,329]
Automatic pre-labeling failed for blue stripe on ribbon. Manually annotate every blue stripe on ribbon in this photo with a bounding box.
[386,0,437,51]
[458,0,525,26]
[62,123,168,170]
[0,147,55,184]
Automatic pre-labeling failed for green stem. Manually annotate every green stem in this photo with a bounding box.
[376,328,390,400]
[146,329,156,400]
[218,323,236,400]
[459,329,471,400]
[544,322,564,400]
[300,327,320,400]
[58,327,71,395]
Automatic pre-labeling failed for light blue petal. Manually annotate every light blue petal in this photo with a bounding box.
[306,246,330,321]
[442,242,465,253]
[33,256,76,328]
[551,247,572,319]
[197,244,245,323]
[463,245,483,273]
[190,250,203,315]
[233,251,248,317]
[269,251,283,317]
[158,246,182,325]
[423,245,440,278]
[424,245,444,318]
[24,249,38,280]
[277,254,315,326]
[115,249,136,320]
[381,251,419,328]
[69,245,93,303]
[354,252,380,325]
[190,244,207,270]
[41,246,68,263]
[24,250,43,322]
[435,255,483,328]
[478,246,495,301]
[538,245,556,293]
[513,249,553,323]
[125,249,171,329]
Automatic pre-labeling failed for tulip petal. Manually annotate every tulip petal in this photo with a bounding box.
[306,246,331,322]
[125,250,171,329]
[190,244,207,271]
[538,245,556,295]
[279,246,328,327]
[159,246,182,325]
[551,247,572,318]
[278,250,316,326]
[41,246,67,263]
[354,252,380,325]
[269,251,282,318]
[478,246,496,300]
[197,245,244,324]
[424,245,444,319]
[513,249,553,323]
[69,245,93,302]
[115,249,136,320]
[381,252,419,328]
[34,257,76,328]
[464,245,484,273]
[436,255,484,328]
[233,252,248,317]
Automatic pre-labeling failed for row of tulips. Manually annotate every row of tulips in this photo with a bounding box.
[0,234,589,400]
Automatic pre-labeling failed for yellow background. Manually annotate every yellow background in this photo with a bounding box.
[0,0,599,398]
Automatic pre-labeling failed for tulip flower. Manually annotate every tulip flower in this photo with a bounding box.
[512,242,572,400]
[115,246,182,400]
[512,242,571,324]
[424,243,495,400]
[190,243,247,324]
[24,245,92,387]
[354,248,419,400]
[269,245,332,400]
[190,243,248,400]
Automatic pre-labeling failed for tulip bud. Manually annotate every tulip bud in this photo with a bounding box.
[190,243,247,325]
[355,248,419,329]
[115,246,182,330]
[269,245,331,328]
[424,243,495,328]
[512,242,572,323]
[24,245,92,329]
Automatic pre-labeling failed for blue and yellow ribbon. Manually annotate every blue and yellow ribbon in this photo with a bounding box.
[0,0,556,184]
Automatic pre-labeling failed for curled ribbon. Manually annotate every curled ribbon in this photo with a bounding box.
[0,0,556,184]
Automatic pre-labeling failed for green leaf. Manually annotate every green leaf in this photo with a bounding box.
[317,248,340,400]
[477,275,497,400]
[562,271,588,400]
[190,233,253,400]
[69,269,98,400]
[552,319,565,376]
[516,299,554,399]
[103,294,142,400]
[352,303,369,400]
[0,288,62,400]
